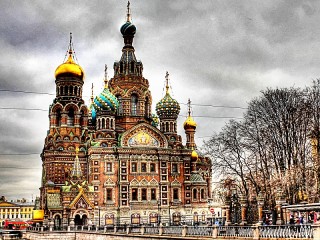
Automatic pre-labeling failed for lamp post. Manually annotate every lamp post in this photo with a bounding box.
[98,207,101,229]
[168,202,171,226]
[157,200,161,225]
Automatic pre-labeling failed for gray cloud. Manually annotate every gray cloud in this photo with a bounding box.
[1,0,320,200]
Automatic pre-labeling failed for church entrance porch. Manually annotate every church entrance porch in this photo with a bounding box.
[74,214,88,226]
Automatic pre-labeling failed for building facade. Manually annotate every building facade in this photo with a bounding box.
[0,196,34,227]
[39,2,212,228]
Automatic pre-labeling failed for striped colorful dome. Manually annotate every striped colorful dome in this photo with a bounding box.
[92,87,119,114]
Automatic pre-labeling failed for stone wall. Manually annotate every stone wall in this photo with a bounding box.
[23,232,212,240]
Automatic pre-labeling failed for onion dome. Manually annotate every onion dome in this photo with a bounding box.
[92,67,119,114]
[183,98,197,130]
[191,150,198,160]
[120,21,136,36]
[156,72,180,119]
[55,33,84,80]
[184,116,197,130]
[120,1,136,46]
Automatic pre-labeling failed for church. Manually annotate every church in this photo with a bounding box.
[39,2,212,228]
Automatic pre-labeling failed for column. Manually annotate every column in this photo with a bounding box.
[239,193,247,225]
[257,192,264,225]
[275,188,285,225]
[224,198,231,226]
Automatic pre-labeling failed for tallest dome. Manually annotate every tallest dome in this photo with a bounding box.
[120,1,136,46]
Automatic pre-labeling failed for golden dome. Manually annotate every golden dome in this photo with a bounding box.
[55,52,84,79]
[191,150,198,160]
[183,116,197,130]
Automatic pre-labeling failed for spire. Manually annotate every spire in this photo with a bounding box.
[187,98,191,117]
[165,71,170,94]
[66,32,74,63]
[127,1,131,22]
[90,83,94,104]
[71,147,82,179]
[104,64,108,88]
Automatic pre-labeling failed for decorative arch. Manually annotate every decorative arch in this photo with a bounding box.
[104,178,116,187]
[50,103,63,114]
[140,178,148,186]
[72,209,90,219]
[171,179,181,187]
[110,86,125,97]
[149,178,158,186]
[125,86,143,98]
[120,123,168,148]
[64,103,78,112]
[130,178,139,186]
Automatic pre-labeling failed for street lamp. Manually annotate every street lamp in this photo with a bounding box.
[168,202,171,226]
[98,207,101,229]
[157,200,161,225]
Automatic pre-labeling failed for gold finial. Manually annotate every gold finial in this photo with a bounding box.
[65,32,75,63]
[104,64,108,88]
[90,83,94,104]
[127,1,131,22]
[75,146,79,155]
[187,98,191,117]
[165,71,169,94]
[68,32,73,55]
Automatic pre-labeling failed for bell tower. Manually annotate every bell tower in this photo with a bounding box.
[109,1,152,131]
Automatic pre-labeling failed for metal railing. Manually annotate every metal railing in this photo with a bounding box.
[259,225,313,239]
[27,224,315,239]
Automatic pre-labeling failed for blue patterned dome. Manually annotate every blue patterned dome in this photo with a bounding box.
[92,87,119,114]
[156,92,180,119]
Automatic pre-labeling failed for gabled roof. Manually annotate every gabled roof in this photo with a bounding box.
[69,187,94,209]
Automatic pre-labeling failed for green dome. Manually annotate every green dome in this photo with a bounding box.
[156,92,180,119]
[93,87,119,114]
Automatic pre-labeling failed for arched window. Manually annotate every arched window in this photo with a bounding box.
[110,119,114,129]
[193,189,197,200]
[201,189,205,200]
[67,108,74,126]
[131,94,138,116]
[64,86,68,96]
[120,62,124,73]
[117,96,123,115]
[102,118,105,129]
[80,110,85,127]
[170,122,173,132]
[145,97,150,118]
[106,118,110,129]
[131,61,135,73]
[166,122,169,132]
[69,86,73,96]
[56,109,62,126]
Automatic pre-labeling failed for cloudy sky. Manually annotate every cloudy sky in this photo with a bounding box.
[1,0,320,201]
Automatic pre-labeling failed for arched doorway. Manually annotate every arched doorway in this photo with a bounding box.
[54,215,61,230]
[74,214,88,226]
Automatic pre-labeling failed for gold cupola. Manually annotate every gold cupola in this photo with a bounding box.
[183,99,197,130]
[191,149,198,160]
[55,33,84,80]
